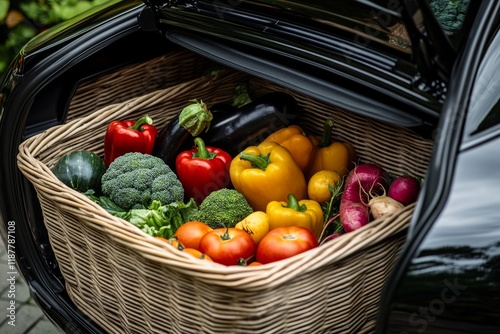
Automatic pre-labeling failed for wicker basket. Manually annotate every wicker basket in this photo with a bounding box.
[17,51,433,334]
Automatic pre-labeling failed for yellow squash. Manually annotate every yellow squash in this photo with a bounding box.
[230,141,307,212]
[235,211,270,245]
[266,193,324,239]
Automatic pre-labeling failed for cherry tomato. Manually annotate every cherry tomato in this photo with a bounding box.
[174,221,213,250]
[182,248,213,262]
[199,228,256,266]
[256,226,318,264]
[155,236,184,250]
[247,261,262,267]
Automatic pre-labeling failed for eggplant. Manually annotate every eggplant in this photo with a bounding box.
[153,91,301,170]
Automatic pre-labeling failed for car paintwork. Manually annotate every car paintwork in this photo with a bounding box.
[377,1,500,332]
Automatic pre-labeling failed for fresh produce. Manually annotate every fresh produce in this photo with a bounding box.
[153,91,301,169]
[157,236,213,261]
[199,227,257,266]
[368,175,421,219]
[307,170,341,203]
[181,248,213,262]
[339,163,388,232]
[174,221,213,250]
[256,226,318,264]
[230,141,307,212]
[368,194,404,220]
[320,232,344,245]
[266,194,324,239]
[263,125,315,172]
[235,211,270,245]
[175,137,232,204]
[84,190,129,219]
[178,100,213,137]
[52,150,106,193]
[388,175,421,206]
[237,258,262,267]
[317,180,345,242]
[104,115,158,167]
[247,261,262,267]
[101,152,184,210]
[104,199,198,239]
[307,119,356,179]
[155,236,183,250]
[193,188,253,229]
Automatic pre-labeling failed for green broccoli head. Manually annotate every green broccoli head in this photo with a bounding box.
[101,152,184,210]
[194,188,253,229]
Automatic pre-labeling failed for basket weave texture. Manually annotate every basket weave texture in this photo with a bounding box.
[17,52,433,334]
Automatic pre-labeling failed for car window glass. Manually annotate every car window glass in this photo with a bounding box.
[465,28,500,136]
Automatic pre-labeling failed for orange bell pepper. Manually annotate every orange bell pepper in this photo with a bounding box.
[263,125,315,173]
[307,119,357,179]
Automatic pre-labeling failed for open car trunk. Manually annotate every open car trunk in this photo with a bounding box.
[17,46,434,333]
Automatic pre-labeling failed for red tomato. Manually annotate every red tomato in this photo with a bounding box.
[256,226,318,264]
[174,221,213,250]
[199,228,256,266]
[182,248,213,262]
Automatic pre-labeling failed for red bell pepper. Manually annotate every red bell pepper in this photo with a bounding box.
[104,115,158,167]
[175,137,232,204]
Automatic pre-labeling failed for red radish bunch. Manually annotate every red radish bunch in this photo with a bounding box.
[339,163,388,232]
[339,164,422,232]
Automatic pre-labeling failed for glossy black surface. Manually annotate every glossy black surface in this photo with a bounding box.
[158,0,448,126]
[385,135,500,333]
[377,1,500,333]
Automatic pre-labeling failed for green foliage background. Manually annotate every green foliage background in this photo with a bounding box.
[0,0,111,77]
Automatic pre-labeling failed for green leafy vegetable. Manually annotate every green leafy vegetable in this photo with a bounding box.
[86,190,198,239]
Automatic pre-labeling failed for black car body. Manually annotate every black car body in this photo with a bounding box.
[1,0,499,333]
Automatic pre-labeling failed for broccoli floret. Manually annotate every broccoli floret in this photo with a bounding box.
[101,152,184,210]
[194,188,253,229]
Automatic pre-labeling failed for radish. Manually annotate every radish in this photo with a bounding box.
[368,190,404,220]
[339,163,388,232]
[320,232,343,245]
[388,175,421,206]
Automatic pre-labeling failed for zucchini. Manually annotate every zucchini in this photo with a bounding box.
[52,150,106,193]
[153,91,301,170]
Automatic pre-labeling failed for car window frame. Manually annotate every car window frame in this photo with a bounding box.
[461,20,500,150]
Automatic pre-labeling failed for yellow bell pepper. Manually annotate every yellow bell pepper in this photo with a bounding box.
[307,119,357,179]
[266,193,324,239]
[230,141,307,212]
[235,211,270,245]
[263,125,315,173]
